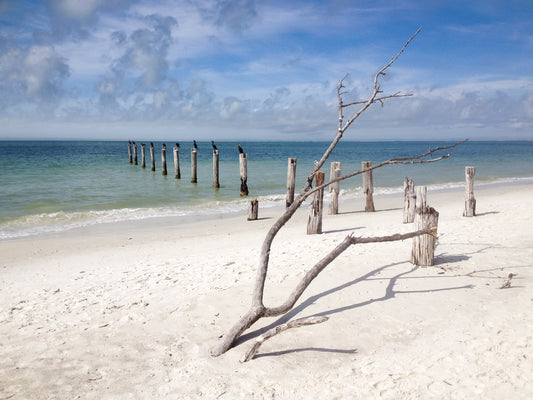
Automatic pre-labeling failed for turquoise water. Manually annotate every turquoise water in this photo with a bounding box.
[1,140,532,239]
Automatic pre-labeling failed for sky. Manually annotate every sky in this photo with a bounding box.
[0,0,532,141]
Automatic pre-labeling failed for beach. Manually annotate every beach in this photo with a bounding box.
[1,183,532,399]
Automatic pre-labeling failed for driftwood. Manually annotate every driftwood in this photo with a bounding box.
[411,186,439,266]
[240,316,329,362]
[286,158,297,208]
[213,149,220,188]
[329,162,341,215]
[239,153,249,196]
[128,141,132,163]
[133,142,138,165]
[173,146,180,179]
[403,177,416,223]
[307,171,325,234]
[161,144,167,176]
[150,142,155,172]
[210,28,466,358]
[362,161,375,212]
[463,166,476,217]
[248,199,259,221]
[191,148,198,183]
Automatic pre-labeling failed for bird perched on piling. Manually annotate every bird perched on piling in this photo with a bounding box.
[238,143,244,154]
[193,140,198,149]
[175,142,180,148]
[150,142,153,147]
[162,143,166,149]
[211,140,218,152]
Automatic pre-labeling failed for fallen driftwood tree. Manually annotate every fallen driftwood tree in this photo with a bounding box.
[210,27,466,358]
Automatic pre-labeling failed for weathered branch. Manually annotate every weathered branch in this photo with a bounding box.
[209,27,445,358]
[240,316,329,362]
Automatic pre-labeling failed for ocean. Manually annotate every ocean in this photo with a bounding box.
[1,140,532,239]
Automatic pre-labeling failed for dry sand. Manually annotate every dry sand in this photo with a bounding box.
[1,184,532,399]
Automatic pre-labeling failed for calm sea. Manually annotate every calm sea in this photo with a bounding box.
[1,140,532,239]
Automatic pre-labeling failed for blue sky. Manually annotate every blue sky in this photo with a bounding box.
[1,0,532,141]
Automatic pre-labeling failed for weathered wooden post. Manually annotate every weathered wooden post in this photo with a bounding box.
[248,198,259,221]
[213,149,220,188]
[329,162,342,215]
[128,141,132,163]
[133,142,138,165]
[173,145,181,179]
[286,158,297,208]
[239,153,249,196]
[463,166,476,217]
[411,186,439,266]
[161,144,167,176]
[362,161,375,212]
[307,171,325,234]
[191,148,198,183]
[403,177,416,223]
[141,143,146,168]
[150,142,155,172]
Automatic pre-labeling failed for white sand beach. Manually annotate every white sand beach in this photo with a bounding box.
[1,183,532,399]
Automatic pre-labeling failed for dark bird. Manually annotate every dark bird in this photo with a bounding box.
[193,140,198,149]
[162,143,166,149]
[132,141,135,145]
[150,142,153,147]
[238,143,244,154]
[175,142,180,148]
[128,140,131,144]
[211,140,218,151]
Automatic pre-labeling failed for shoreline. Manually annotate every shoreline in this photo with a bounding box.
[2,177,533,242]
[1,183,533,398]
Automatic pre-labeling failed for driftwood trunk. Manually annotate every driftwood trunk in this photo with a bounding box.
[173,147,180,179]
[133,143,138,165]
[150,143,155,171]
[286,158,297,208]
[403,177,416,223]
[362,161,375,212]
[329,162,341,215]
[307,171,325,234]
[191,148,198,183]
[239,153,249,196]
[161,145,167,176]
[248,199,259,221]
[213,149,220,188]
[463,166,476,217]
[411,186,439,266]
[128,142,132,163]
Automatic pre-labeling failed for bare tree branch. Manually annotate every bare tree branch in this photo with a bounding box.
[208,27,459,358]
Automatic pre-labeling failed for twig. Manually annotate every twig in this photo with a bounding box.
[499,273,516,289]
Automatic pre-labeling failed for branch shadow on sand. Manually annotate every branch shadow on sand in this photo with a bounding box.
[236,260,473,347]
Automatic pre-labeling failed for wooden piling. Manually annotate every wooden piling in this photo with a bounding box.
[133,142,138,165]
[161,144,167,176]
[213,149,220,188]
[286,158,297,208]
[403,177,416,223]
[173,146,181,179]
[150,142,155,172]
[411,186,439,266]
[128,141,132,164]
[248,199,259,221]
[191,148,198,183]
[329,163,341,215]
[463,166,476,217]
[307,171,325,234]
[141,143,146,168]
[239,153,249,196]
[362,161,375,212]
